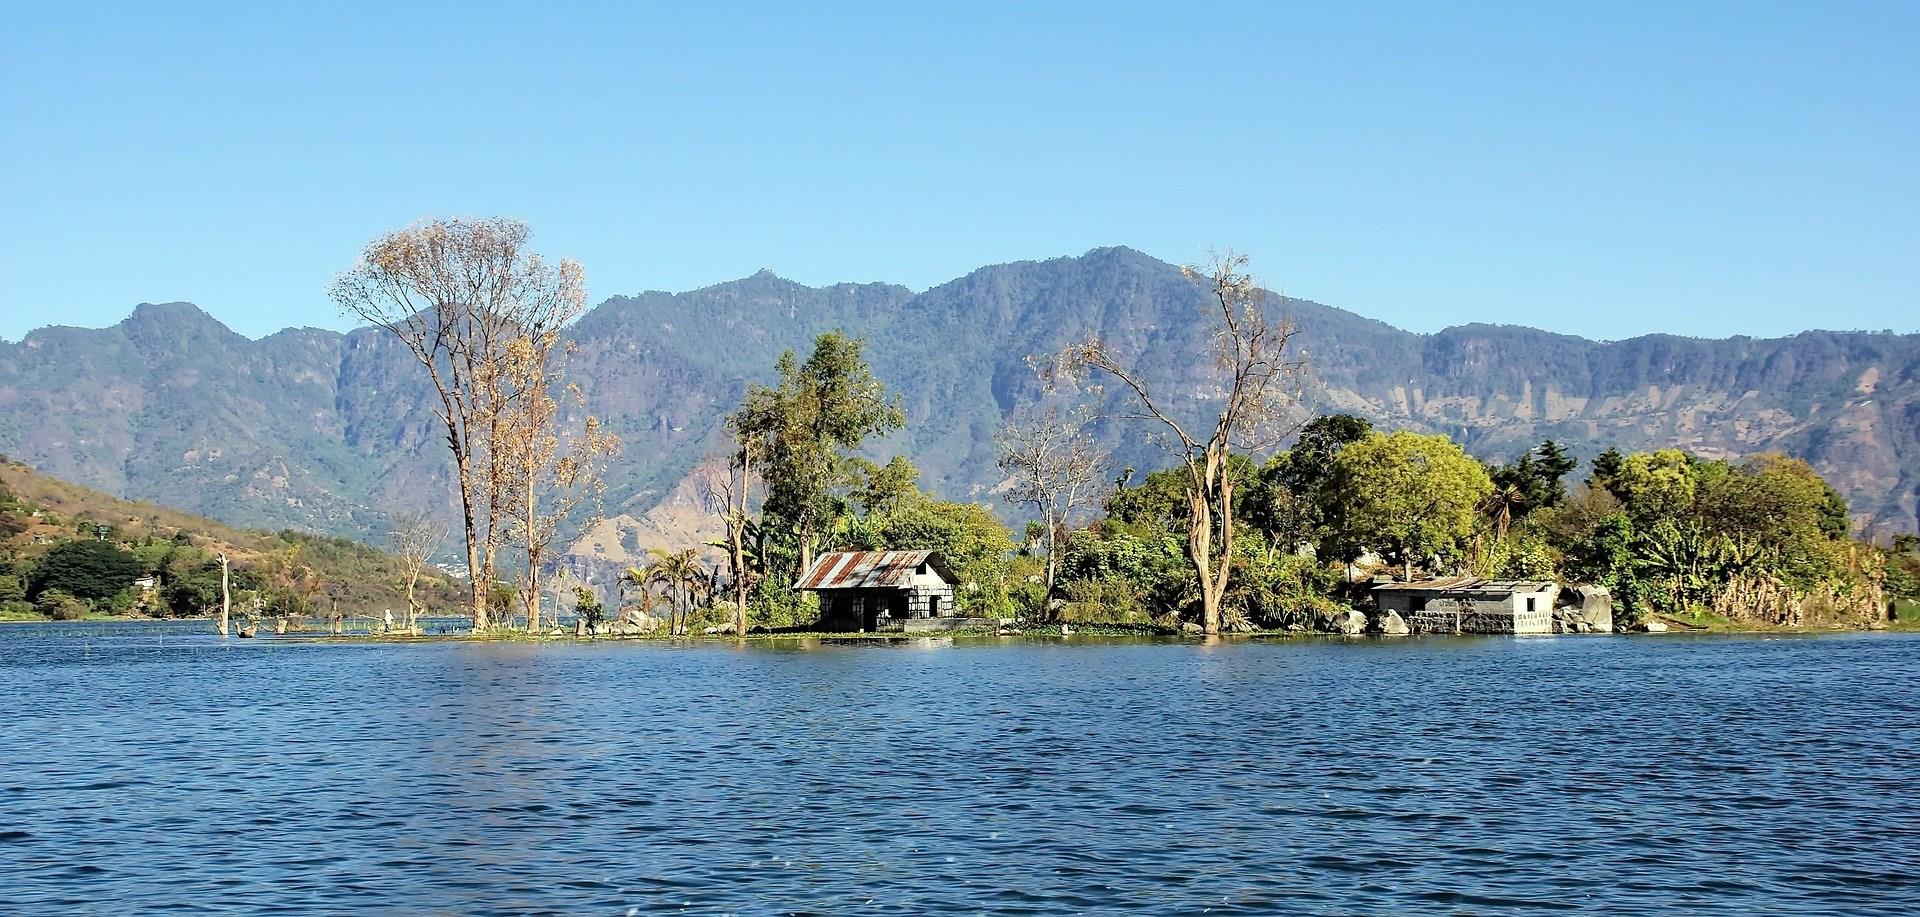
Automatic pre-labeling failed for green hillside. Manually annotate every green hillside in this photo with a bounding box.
[0,456,460,622]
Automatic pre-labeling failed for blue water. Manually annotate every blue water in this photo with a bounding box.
[2,623,1916,915]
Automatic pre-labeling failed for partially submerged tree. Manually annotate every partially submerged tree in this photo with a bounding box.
[996,404,1108,611]
[331,218,585,628]
[387,513,446,635]
[215,552,231,637]
[1052,252,1305,635]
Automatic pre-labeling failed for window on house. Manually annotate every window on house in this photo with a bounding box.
[917,562,929,575]
[1410,597,1427,613]
[1526,597,1536,612]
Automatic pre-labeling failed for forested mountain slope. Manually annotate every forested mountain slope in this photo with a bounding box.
[2,248,1914,553]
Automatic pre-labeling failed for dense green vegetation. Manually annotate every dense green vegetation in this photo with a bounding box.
[0,458,461,623]
[634,331,1911,637]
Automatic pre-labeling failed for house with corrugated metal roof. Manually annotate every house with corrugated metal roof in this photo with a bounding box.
[794,550,960,632]
[1372,577,1558,635]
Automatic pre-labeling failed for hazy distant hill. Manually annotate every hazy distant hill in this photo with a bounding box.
[2,247,1915,557]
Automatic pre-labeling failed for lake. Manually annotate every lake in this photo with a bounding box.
[2,623,1916,915]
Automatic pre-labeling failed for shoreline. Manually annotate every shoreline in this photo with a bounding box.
[6,613,1911,639]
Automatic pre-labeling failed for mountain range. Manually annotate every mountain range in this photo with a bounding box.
[2,246,1915,572]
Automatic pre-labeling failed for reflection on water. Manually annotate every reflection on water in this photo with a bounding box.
[2,623,1917,914]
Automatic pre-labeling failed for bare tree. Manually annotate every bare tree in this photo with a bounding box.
[330,218,585,629]
[996,404,1108,615]
[388,512,446,635]
[702,437,762,637]
[1051,251,1305,635]
[495,329,621,633]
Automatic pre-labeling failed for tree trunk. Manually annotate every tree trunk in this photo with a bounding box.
[217,554,231,637]
[733,452,751,637]
[524,449,541,634]
[731,540,747,637]
[1042,512,1061,622]
[1185,449,1231,637]
[1189,490,1218,636]
[480,545,499,630]
[526,579,540,632]
[799,533,815,587]
[452,447,490,630]
[1211,468,1235,632]
[404,572,419,634]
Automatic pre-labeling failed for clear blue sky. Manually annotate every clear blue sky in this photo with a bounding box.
[3,1,1915,342]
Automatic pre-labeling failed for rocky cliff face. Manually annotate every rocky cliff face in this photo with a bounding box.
[2,248,1914,550]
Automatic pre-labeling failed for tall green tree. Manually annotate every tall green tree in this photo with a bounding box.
[1485,439,1580,537]
[1246,413,1372,550]
[733,331,904,579]
[855,456,923,515]
[1330,431,1493,580]
[1588,447,1627,496]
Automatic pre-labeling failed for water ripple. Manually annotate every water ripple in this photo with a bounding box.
[1,623,1917,914]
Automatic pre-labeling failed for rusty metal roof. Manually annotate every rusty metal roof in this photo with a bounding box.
[1372,577,1556,595]
[793,550,952,590]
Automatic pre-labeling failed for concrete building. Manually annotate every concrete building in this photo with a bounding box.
[794,550,961,632]
[1372,577,1558,635]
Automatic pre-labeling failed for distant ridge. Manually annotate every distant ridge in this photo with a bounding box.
[1,248,1914,556]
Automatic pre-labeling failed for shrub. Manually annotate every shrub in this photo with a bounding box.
[574,587,604,629]
[36,589,89,621]
[1058,577,1152,625]
[1232,547,1340,629]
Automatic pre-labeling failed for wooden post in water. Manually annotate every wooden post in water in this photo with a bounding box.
[216,553,231,637]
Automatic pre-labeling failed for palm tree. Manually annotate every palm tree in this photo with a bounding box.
[619,565,659,629]
[1484,481,1525,541]
[643,548,705,635]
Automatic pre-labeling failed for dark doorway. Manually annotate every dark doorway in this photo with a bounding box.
[928,595,942,617]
